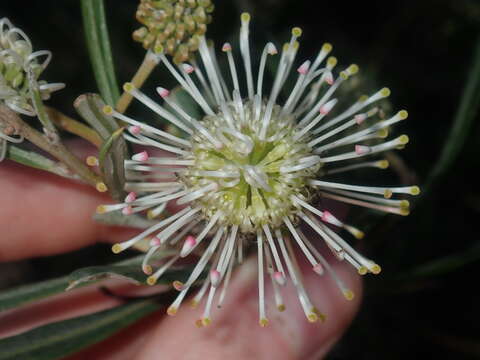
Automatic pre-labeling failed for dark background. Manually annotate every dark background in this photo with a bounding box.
[1,0,479,359]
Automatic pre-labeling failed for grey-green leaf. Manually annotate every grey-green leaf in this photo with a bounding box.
[0,252,173,312]
[0,277,68,312]
[0,300,160,360]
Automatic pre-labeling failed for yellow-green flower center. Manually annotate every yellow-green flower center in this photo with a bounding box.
[182,100,321,233]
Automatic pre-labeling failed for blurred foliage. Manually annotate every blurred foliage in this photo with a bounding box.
[0,0,479,359]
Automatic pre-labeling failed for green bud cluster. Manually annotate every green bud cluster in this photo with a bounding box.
[133,0,214,64]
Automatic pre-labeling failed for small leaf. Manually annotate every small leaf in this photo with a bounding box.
[75,94,127,200]
[0,299,160,360]
[66,263,189,291]
[0,252,172,312]
[74,94,118,140]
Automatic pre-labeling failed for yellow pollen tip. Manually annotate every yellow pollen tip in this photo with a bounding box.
[147,210,156,219]
[399,134,409,145]
[167,306,177,316]
[259,318,269,327]
[327,56,337,67]
[86,156,99,167]
[380,87,391,97]
[102,105,113,115]
[377,160,389,169]
[292,27,302,37]
[371,264,382,274]
[123,82,134,92]
[359,94,369,102]
[358,266,368,275]
[312,307,326,322]
[143,265,152,275]
[96,182,108,193]
[348,64,359,74]
[202,317,211,326]
[384,189,393,199]
[398,110,408,119]
[400,200,410,208]
[277,304,286,312]
[322,42,332,53]
[377,128,389,138]
[355,230,365,240]
[307,313,318,323]
[153,44,164,54]
[111,244,122,254]
[96,205,107,214]
[340,71,348,80]
[147,276,158,286]
[343,289,355,301]
[241,12,250,23]
[410,186,420,195]
[400,207,410,216]
[195,319,203,328]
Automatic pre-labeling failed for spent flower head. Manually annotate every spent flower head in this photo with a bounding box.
[133,0,214,64]
[100,13,419,326]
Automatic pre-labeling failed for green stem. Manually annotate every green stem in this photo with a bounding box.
[116,52,157,114]
[0,105,103,187]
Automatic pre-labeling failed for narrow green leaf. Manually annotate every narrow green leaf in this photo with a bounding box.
[0,252,172,312]
[81,0,119,106]
[0,277,68,312]
[6,146,76,179]
[425,35,480,190]
[0,300,160,360]
[94,0,120,102]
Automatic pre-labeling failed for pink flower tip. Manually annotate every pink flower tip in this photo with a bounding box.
[210,269,221,287]
[273,271,286,286]
[122,206,133,215]
[156,87,170,98]
[128,125,142,135]
[132,151,149,162]
[297,61,310,75]
[124,192,137,203]
[313,264,324,275]
[355,145,371,155]
[182,63,195,74]
[354,114,366,125]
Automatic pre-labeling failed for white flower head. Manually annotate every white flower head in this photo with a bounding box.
[0,17,65,117]
[100,13,419,326]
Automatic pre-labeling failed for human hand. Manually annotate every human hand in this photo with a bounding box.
[0,151,362,360]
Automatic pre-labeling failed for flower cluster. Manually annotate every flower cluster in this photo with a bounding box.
[0,17,64,116]
[0,17,64,161]
[100,13,419,326]
[133,0,214,64]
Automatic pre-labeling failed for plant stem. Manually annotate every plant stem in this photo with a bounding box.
[116,52,157,114]
[0,105,103,187]
[46,107,103,148]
